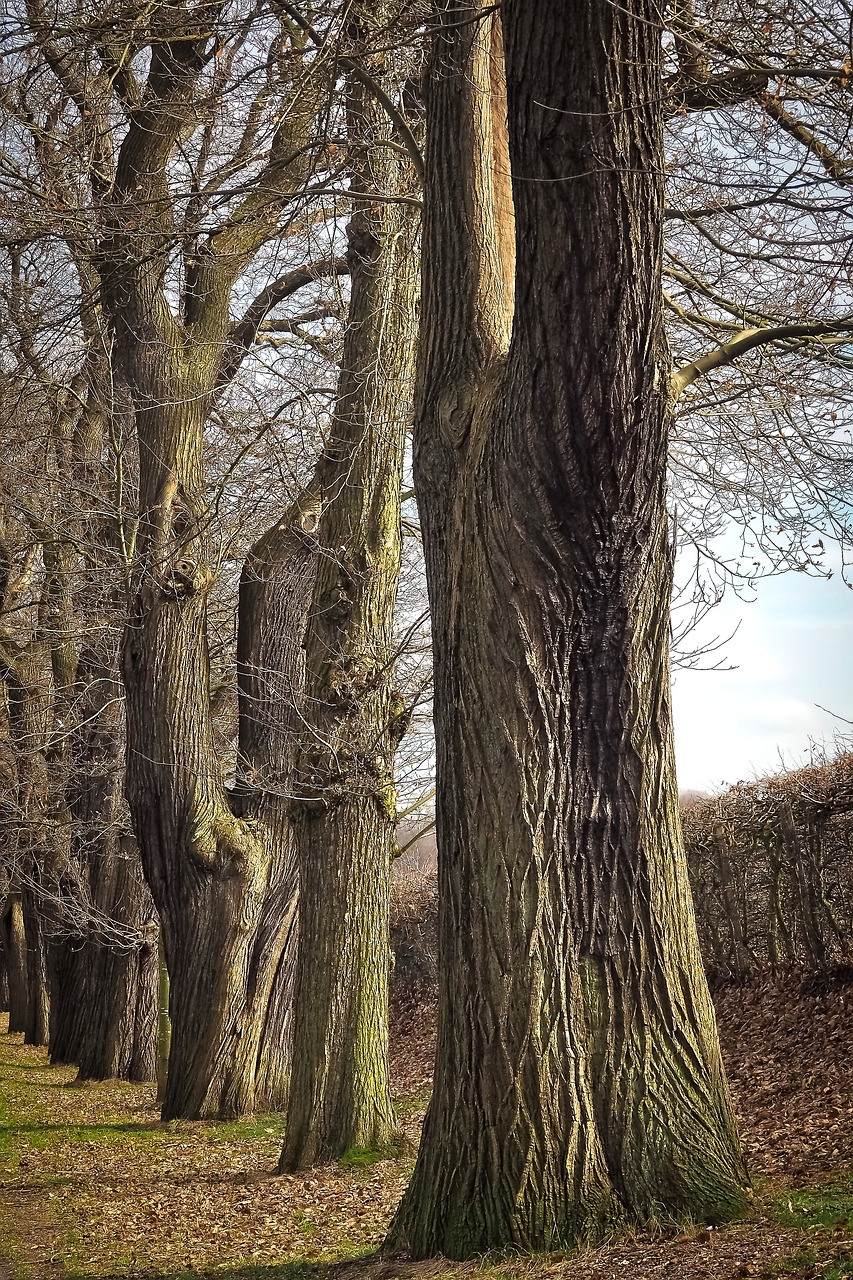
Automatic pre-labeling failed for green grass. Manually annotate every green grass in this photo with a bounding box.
[338,1136,408,1170]
[769,1175,853,1278]
[193,1115,288,1143]
[767,1248,853,1279]
[774,1174,853,1232]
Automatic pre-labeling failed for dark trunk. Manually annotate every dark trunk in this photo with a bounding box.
[0,893,28,1033]
[20,884,50,1046]
[74,840,159,1082]
[48,939,89,1063]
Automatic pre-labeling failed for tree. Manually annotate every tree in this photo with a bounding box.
[386,0,749,1257]
[662,0,853,609]
[0,223,159,1076]
[4,0,337,1114]
[4,0,431,1118]
[280,2,420,1169]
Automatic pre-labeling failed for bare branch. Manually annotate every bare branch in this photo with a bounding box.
[672,320,853,398]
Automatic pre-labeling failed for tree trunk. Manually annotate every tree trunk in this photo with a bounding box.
[0,893,28,1034]
[8,645,53,1048]
[386,1,748,1258]
[20,884,50,1046]
[280,16,419,1170]
[156,932,171,1104]
[48,939,89,1063]
[121,374,316,1116]
[74,840,159,1082]
[99,32,329,1118]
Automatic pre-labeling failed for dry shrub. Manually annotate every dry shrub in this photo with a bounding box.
[390,850,438,989]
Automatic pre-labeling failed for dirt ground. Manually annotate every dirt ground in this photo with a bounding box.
[1,971,852,1280]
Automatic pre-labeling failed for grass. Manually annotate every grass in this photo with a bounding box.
[774,1175,853,1232]
[0,1019,419,1278]
[338,1134,409,1170]
[767,1175,853,1278]
[4,997,853,1280]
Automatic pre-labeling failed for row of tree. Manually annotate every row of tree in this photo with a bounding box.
[0,0,851,1258]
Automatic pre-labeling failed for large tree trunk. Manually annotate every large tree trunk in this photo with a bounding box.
[280,16,420,1170]
[386,1,748,1258]
[97,27,329,1119]
[122,386,315,1118]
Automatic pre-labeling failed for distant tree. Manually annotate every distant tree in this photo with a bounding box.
[0,240,158,1072]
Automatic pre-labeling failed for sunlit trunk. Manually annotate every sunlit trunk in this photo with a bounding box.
[387,1,748,1257]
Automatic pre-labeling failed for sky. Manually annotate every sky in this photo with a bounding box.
[671,565,853,794]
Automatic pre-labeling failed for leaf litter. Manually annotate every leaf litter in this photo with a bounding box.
[0,971,852,1280]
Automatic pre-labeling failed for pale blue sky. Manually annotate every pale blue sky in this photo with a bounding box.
[672,567,853,792]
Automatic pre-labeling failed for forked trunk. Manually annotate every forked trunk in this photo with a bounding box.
[95,19,335,1118]
[387,1,748,1257]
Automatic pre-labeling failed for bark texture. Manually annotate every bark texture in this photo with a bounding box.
[120,399,310,1116]
[96,24,327,1118]
[386,0,749,1258]
[280,14,419,1169]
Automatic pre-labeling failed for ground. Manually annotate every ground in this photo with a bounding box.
[1,973,852,1280]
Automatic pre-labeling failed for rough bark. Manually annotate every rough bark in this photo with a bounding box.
[74,838,159,1083]
[6,642,53,1048]
[120,387,307,1116]
[280,13,419,1169]
[97,25,328,1119]
[386,0,748,1258]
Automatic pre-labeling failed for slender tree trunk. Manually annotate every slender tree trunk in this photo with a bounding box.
[280,17,419,1169]
[20,885,50,1046]
[387,1,747,1258]
[0,893,28,1033]
[8,644,53,1048]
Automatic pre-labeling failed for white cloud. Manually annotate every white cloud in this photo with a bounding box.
[672,568,852,791]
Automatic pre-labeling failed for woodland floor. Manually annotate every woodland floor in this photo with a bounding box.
[1,972,852,1280]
